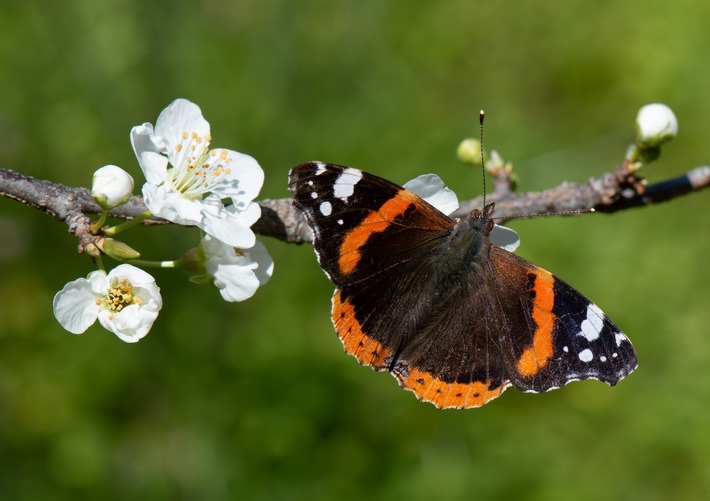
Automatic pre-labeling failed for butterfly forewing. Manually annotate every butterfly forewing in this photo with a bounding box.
[289,162,452,286]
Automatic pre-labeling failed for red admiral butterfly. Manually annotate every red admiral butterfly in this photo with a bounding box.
[288,162,637,408]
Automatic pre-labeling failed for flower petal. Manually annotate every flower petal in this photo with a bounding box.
[215,268,261,302]
[87,269,110,294]
[107,263,160,287]
[142,183,204,225]
[490,224,520,252]
[229,201,261,228]
[154,99,211,165]
[97,265,162,343]
[200,197,257,248]
[208,150,265,205]
[206,246,260,302]
[130,123,168,185]
[200,236,272,302]
[404,174,459,215]
[53,277,101,334]
[98,305,156,343]
[245,240,274,286]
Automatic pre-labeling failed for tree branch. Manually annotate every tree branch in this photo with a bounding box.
[2,163,709,247]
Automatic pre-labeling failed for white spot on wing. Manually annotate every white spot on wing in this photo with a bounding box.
[578,303,604,341]
[600,356,607,362]
[337,219,344,225]
[578,349,593,362]
[311,191,318,199]
[333,168,362,202]
[615,331,627,347]
[319,201,332,216]
[315,163,327,175]
[563,346,569,353]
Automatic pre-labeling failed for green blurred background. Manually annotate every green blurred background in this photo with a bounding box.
[1,1,709,499]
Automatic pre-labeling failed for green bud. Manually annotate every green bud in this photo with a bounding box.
[181,247,206,274]
[99,238,141,260]
[457,138,483,165]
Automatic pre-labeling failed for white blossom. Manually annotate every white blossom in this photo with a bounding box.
[53,264,162,343]
[190,235,273,302]
[131,99,263,248]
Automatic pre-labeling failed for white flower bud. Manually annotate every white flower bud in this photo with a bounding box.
[92,165,135,209]
[636,103,678,148]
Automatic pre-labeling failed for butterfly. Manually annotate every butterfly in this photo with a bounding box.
[288,161,637,408]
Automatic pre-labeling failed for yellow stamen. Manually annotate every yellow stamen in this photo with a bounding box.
[102,279,143,313]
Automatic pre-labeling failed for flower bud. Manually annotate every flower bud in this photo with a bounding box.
[636,103,678,148]
[92,165,135,209]
[457,138,483,165]
[181,247,205,274]
[98,238,141,260]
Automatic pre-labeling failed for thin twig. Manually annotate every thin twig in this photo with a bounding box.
[2,164,709,246]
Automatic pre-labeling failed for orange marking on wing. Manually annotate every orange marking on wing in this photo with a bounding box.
[332,290,391,370]
[517,268,557,377]
[396,367,508,409]
[337,189,419,275]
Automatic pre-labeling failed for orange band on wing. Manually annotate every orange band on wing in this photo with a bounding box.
[517,269,556,377]
[396,366,508,409]
[337,189,418,275]
[332,289,391,370]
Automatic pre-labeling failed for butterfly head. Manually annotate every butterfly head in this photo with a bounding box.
[442,202,496,273]
[465,202,496,236]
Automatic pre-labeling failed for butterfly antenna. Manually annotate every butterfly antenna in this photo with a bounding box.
[478,111,593,221]
[480,110,486,207]
[501,207,596,222]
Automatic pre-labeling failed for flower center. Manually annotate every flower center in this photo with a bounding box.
[168,131,233,198]
[96,278,143,318]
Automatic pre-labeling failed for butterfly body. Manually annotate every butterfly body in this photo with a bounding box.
[288,161,637,408]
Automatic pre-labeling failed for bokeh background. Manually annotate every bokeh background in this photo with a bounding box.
[1,1,709,499]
